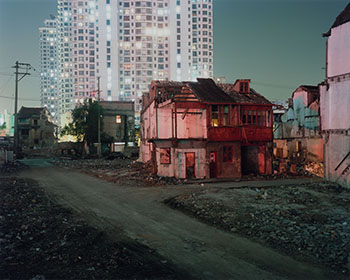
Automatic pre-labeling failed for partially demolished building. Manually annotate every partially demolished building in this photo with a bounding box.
[274,85,323,163]
[321,4,350,188]
[140,78,273,179]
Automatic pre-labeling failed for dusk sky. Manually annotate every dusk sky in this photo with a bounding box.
[0,0,348,113]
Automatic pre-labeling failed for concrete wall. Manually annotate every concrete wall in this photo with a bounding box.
[321,20,350,189]
[327,21,350,77]
[324,133,350,188]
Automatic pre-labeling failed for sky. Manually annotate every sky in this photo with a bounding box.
[0,0,349,114]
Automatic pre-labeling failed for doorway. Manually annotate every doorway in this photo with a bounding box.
[209,152,217,178]
[185,152,195,179]
[241,146,258,175]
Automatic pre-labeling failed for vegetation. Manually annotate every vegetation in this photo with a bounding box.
[61,100,113,145]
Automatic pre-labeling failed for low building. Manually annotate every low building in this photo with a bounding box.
[17,107,56,149]
[100,101,135,150]
[320,4,350,188]
[141,78,273,179]
[274,86,323,163]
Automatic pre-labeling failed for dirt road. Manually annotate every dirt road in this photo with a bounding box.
[19,159,334,280]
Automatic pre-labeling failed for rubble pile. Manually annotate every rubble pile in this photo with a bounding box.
[0,177,187,279]
[54,158,185,186]
[166,182,350,276]
[305,162,324,177]
[273,158,324,178]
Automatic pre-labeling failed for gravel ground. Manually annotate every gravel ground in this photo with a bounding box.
[165,182,350,278]
[0,174,188,280]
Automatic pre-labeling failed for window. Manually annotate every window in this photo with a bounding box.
[33,119,38,125]
[223,105,229,126]
[21,129,29,136]
[223,146,233,162]
[211,105,218,127]
[160,148,171,164]
[115,115,122,124]
[240,81,249,93]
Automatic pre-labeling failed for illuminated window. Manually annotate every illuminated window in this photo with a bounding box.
[211,105,218,127]
[115,115,121,124]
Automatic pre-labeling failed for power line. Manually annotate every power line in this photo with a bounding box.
[0,75,14,95]
[250,81,295,90]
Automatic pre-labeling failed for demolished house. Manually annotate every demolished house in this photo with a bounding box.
[273,86,323,164]
[320,4,350,188]
[140,78,273,179]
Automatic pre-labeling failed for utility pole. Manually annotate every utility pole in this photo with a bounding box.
[12,61,34,155]
[97,76,101,156]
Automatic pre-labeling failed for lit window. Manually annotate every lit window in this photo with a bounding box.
[211,105,218,127]
[115,115,121,124]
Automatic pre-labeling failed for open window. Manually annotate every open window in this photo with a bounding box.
[160,148,171,164]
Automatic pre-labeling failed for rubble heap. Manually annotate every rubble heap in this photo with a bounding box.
[166,182,350,277]
[54,158,184,186]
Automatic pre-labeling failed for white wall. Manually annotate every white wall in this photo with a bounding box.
[328,21,350,77]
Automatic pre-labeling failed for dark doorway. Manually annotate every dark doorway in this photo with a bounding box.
[241,146,258,175]
[209,152,217,178]
[185,152,195,179]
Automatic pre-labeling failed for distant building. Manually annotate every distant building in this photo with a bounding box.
[320,4,350,188]
[39,17,59,124]
[17,107,56,149]
[274,86,323,162]
[100,101,135,149]
[49,0,214,125]
[141,78,273,179]
[0,110,14,137]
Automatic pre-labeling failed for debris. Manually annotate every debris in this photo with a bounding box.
[166,182,350,276]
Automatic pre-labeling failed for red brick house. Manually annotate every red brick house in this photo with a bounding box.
[141,78,273,179]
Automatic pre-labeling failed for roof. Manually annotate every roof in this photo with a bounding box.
[146,79,272,108]
[324,3,350,37]
[292,85,319,98]
[18,107,46,118]
[218,83,272,105]
[187,78,235,103]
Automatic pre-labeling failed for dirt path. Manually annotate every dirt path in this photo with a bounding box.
[19,161,333,280]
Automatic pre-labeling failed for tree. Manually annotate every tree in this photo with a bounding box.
[61,100,104,145]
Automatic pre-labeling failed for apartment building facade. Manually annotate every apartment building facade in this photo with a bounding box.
[42,0,213,126]
[39,17,59,123]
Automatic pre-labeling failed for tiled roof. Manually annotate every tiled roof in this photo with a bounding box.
[187,78,235,103]
[218,83,272,105]
[18,107,45,118]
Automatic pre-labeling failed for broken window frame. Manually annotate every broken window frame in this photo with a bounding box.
[160,148,171,164]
